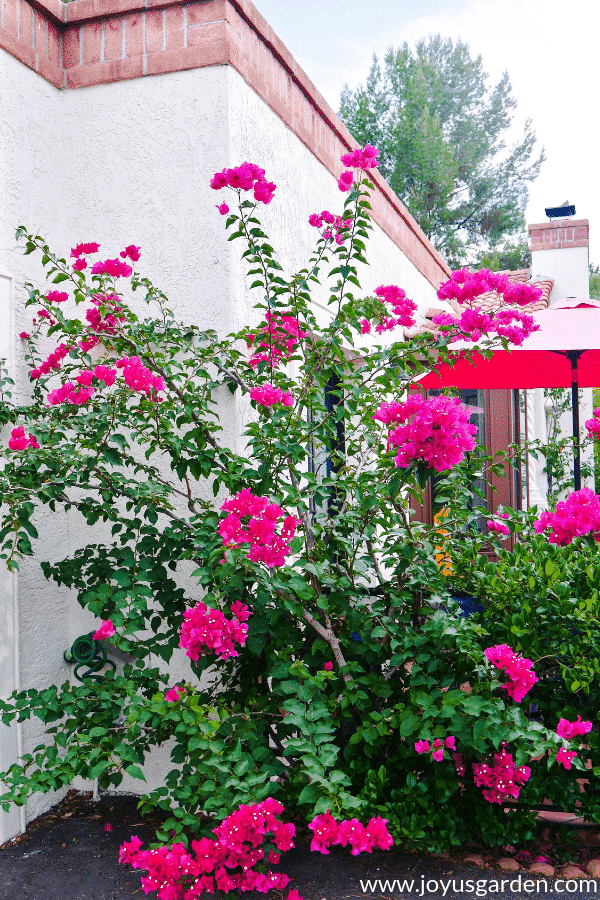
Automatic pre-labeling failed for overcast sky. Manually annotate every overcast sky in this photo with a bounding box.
[252,0,598,268]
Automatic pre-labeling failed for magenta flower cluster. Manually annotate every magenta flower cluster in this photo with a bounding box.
[91,258,133,278]
[165,685,186,703]
[361,285,418,335]
[415,735,455,762]
[8,426,39,451]
[533,487,600,545]
[585,407,600,440]
[553,716,593,770]
[487,513,510,536]
[218,490,298,568]
[30,343,71,380]
[472,745,531,804]
[308,810,393,855]
[249,385,294,407]
[179,600,250,662]
[92,619,115,640]
[118,356,165,398]
[556,716,593,740]
[247,311,305,369]
[45,356,165,408]
[120,244,141,262]
[119,799,301,899]
[308,210,352,245]
[437,269,542,308]
[70,292,128,353]
[337,144,379,191]
[210,162,276,206]
[71,242,138,274]
[484,644,538,703]
[46,290,68,303]
[556,748,577,770]
[47,381,96,407]
[432,306,539,348]
[71,242,101,271]
[372,394,477,473]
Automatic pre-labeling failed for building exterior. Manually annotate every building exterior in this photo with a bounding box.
[0,0,452,842]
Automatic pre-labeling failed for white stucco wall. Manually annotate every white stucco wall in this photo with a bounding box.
[0,49,439,836]
[532,246,590,304]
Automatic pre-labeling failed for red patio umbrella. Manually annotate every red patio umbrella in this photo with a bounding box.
[417,299,600,490]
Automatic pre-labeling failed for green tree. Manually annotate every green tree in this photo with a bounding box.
[339,37,544,267]
[590,262,600,300]
[474,237,531,272]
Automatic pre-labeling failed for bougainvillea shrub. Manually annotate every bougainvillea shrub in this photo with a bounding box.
[0,148,598,898]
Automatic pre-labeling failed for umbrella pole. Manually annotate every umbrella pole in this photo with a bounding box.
[567,351,582,492]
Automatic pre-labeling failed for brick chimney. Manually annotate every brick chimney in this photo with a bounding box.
[528,219,589,304]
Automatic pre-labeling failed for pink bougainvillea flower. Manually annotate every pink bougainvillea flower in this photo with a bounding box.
[453,752,466,777]
[179,601,250,662]
[103,823,113,832]
[75,370,94,387]
[72,258,87,272]
[534,488,600,545]
[487,514,510,536]
[337,170,354,192]
[216,203,229,215]
[92,619,115,640]
[556,748,577,770]
[556,716,593,740]
[373,394,477,473]
[585,408,600,440]
[47,382,94,407]
[323,662,333,671]
[337,819,370,855]
[46,291,68,303]
[340,144,380,170]
[444,736,456,750]
[91,258,133,278]
[165,686,186,703]
[218,490,297,568]
[308,811,339,854]
[71,242,100,258]
[93,365,117,387]
[415,739,430,754]
[365,816,394,850]
[119,245,141,262]
[29,343,71,381]
[373,285,417,329]
[210,162,277,205]
[8,426,39,451]
[249,385,294,407]
[432,748,444,762]
[485,644,538,703]
[437,268,541,309]
[473,745,531,804]
[19,332,30,340]
[247,311,305,370]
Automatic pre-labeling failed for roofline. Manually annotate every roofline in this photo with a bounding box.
[1,0,451,289]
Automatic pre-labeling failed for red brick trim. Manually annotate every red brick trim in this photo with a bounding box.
[529,219,589,252]
[1,0,451,288]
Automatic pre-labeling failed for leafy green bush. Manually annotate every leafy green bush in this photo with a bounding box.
[0,154,598,889]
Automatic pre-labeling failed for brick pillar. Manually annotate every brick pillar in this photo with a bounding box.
[528,219,589,304]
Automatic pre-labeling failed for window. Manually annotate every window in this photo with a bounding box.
[412,388,521,537]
